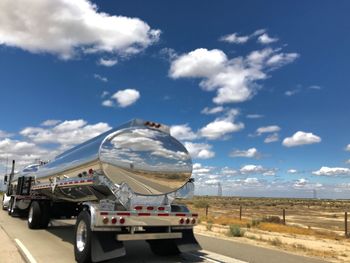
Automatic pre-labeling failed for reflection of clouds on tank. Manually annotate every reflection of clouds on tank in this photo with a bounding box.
[100,128,192,173]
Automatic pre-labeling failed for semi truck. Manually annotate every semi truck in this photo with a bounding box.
[2,119,200,262]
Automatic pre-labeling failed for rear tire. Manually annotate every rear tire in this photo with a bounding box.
[2,195,7,211]
[74,211,92,263]
[148,239,180,256]
[28,201,43,229]
[8,197,14,216]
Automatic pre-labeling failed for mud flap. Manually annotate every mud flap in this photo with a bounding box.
[175,229,201,253]
[91,231,125,262]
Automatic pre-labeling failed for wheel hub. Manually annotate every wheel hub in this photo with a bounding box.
[76,220,87,252]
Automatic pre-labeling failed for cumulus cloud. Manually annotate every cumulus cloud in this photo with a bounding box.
[219,33,249,44]
[170,124,197,141]
[285,89,300,96]
[103,89,140,107]
[201,106,225,115]
[184,142,215,159]
[169,47,298,104]
[256,125,280,135]
[345,144,350,152]
[94,74,108,82]
[312,167,350,177]
[102,100,114,107]
[0,0,160,59]
[230,148,260,159]
[199,109,244,139]
[41,120,61,127]
[0,138,51,167]
[258,33,278,44]
[0,130,13,139]
[282,131,321,147]
[287,169,298,174]
[240,164,276,176]
[98,58,118,67]
[20,119,111,148]
[264,133,279,143]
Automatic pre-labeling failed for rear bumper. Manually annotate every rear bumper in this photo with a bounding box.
[117,232,182,241]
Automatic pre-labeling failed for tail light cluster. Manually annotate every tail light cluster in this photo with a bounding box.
[133,206,166,211]
[179,217,196,225]
[102,216,125,225]
[77,168,94,178]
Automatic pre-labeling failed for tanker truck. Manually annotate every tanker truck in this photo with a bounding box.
[2,119,200,262]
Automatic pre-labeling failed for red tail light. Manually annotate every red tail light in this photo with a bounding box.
[147,206,154,211]
[119,217,125,224]
[111,217,117,224]
[185,218,190,224]
[158,207,165,211]
[179,218,184,224]
[134,206,143,210]
[102,217,109,224]
[191,218,196,224]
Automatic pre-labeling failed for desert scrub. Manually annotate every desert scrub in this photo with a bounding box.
[269,238,282,246]
[261,216,283,224]
[206,223,213,231]
[227,225,245,237]
[251,218,261,227]
[193,199,210,209]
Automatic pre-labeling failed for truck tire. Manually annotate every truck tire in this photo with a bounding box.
[148,239,180,256]
[40,202,50,228]
[28,201,43,229]
[8,197,14,216]
[74,211,92,263]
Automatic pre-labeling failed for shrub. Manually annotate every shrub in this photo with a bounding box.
[206,223,213,231]
[270,238,282,246]
[194,200,210,209]
[251,219,261,227]
[261,216,283,224]
[227,225,245,237]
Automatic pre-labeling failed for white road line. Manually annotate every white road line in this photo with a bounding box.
[14,239,38,263]
[189,250,249,263]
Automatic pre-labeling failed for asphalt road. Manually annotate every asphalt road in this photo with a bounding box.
[0,209,329,263]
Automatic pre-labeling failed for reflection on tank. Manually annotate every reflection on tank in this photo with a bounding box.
[100,128,192,195]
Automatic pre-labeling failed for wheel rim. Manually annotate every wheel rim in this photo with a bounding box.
[76,220,87,252]
[28,205,33,223]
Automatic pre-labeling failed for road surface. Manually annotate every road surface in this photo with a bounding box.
[0,209,329,263]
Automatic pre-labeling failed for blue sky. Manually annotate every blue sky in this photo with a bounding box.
[0,0,350,198]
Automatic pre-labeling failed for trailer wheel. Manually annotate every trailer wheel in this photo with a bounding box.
[148,239,180,256]
[8,197,14,216]
[40,202,50,228]
[74,211,92,263]
[28,201,43,229]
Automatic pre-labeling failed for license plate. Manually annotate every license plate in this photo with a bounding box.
[99,199,115,211]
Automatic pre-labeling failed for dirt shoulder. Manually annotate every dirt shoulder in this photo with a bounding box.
[0,224,25,263]
[194,224,350,263]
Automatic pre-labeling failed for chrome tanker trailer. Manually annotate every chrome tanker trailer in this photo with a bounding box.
[3,119,200,262]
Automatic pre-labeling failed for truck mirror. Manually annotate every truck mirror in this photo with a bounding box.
[4,175,8,183]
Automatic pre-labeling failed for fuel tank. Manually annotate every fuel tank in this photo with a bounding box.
[26,119,193,196]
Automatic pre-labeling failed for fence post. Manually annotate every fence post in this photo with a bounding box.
[239,205,242,220]
[205,205,209,217]
[345,212,348,238]
[282,208,286,225]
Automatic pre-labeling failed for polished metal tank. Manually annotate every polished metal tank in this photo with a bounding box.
[27,119,193,196]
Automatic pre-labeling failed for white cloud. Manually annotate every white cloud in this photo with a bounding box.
[240,164,276,176]
[285,89,300,96]
[346,159,350,165]
[258,33,278,44]
[246,114,264,119]
[230,148,260,158]
[0,0,160,59]
[111,89,140,107]
[345,144,350,152]
[41,120,61,127]
[282,131,321,147]
[94,74,108,82]
[199,109,244,140]
[201,106,224,115]
[312,167,350,177]
[204,179,220,185]
[98,58,118,67]
[243,177,260,186]
[169,48,298,104]
[184,142,215,159]
[256,125,281,135]
[0,130,13,138]
[170,124,197,141]
[219,33,249,44]
[0,138,51,167]
[101,91,109,98]
[293,178,308,188]
[102,100,114,107]
[287,169,298,174]
[264,133,279,143]
[309,85,321,90]
[20,119,111,148]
